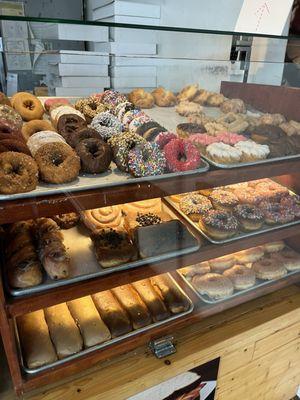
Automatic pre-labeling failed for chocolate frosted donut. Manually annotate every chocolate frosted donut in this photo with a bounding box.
[76,138,112,174]
[68,127,100,148]
[0,139,31,155]
[259,201,294,225]
[234,204,264,231]
[57,114,87,143]
[199,209,239,240]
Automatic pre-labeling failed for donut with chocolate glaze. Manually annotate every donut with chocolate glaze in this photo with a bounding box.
[234,204,264,231]
[68,127,100,148]
[76,138,112,174]
[199,209,239,240]
[57,114,87,143]
[259,201,295,225]
[0,139,31,155]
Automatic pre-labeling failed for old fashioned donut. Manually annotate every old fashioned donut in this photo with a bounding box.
[199,209,239,240]
[224,264,256,290]
[208,254,235,272]
[263,241,285,253]
[22,119,55,142]
[252,256,286,280]
[273,248,300,271]
[76,138,112,174]
[27,131,66,157]
[0,139,31,155]
[192,273,234,299]
[35,142,80,184]
[0,105,23,130]
[56,114,87,143]
[0,151,38,194]
[52,213,80,229]
[164,138,201,172]
[180,262,210,280]
[90,111,122,141]
[127,142,166,177]
[233,204,264,231]
[12,92,44,121]
[68,127,100,148]
[75,96,107,123]
[234,246,264,263]
[179,193,212,221]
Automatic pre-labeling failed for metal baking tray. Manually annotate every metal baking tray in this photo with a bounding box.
[0,159,209,202]
[177,255,300,305]
[14,274,194,375]
[5,221,200,297]
[201,153,300,170]
[164,195,300,244]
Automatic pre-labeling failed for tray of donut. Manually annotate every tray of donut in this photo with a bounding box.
[13,272,193,374]
[177,240,300,304]
[164,178,300,244]
[3,199,200,297]
[0,90,209,201]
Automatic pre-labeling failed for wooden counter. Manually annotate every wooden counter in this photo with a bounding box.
[2,284,300,400]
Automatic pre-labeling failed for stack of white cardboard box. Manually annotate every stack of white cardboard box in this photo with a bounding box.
[87,0,160,92]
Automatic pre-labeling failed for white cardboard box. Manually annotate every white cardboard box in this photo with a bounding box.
[111,76,156,88]
[53,87,105,97]
[49,63,108,77]
[92,1,160,19]
[50,76,110,88]
[99,15,159,25]
[110,27,157,43]
[92,42,157,55]
[110,66,156,77]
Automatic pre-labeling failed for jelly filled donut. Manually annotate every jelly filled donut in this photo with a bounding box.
[35,142,80,184]
[127,142,166,177]
[0,151,38,194]
[76,138,112,174]
[12,92,44,121]
[22,119,55,142]
[164,138,201,172]
[224,264,256,290]
[192,273,234,299]
[199,209,239,240]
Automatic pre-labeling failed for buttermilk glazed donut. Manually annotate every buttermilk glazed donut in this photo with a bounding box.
[11,92,44,121]
[199,209,239,240]
[224,264,256,290]
[56,114,87,143]
[128,88,154,109]
[68,127,100,148]
[152,87,177,107]
[90,111,123,141]
[0,105,23,130]
[34,142,80,184]
[0,151,38,194]
[274,248,300,271]
[52,213,80,229]
[252,256,286,280]
[234,246,264,263]
[75,138,112,174]
[127,142,166,177]
[259,201,295,225]
[109,132,146,172]
[208,254,236,272]
[209,190,239,212]
[21,119,55,142]
[180,262,211,280]
[179,193,212,221]
[27,131,66,157]
[75,96,107,123]
[263,241,285,253]
[233,204,264,231]
[164,138,201,172]
[192,273,234,299]
[0,139,31,155]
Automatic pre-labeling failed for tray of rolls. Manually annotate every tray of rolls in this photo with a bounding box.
[3,199,200,297]
[178,241,300,304]
[14,273,193,374]
[164,179,300,244]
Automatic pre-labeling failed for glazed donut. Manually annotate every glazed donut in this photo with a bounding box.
[128,88,154,109]
[34,142,80,184]
[191,273,234,299]
[44,98,70,113]
[27,131,66,157]
[75,96,107,123]
[68,127,100,148]
[75,138,112,174]
[0,139,31,155]
[180,262,211,280]
[155,132,178,149]
[273,248,300,271]
[109,132,146,172]
[208,254,235,272]
[209,190,239,212]
[90,111,123,141]
[0,151,38,194]
[56,114,87,142]
[224,264,256,290]
[233,204,264,231]
[0,91,11,107]
[11,92,44,121]
[127,142,166,177]
[179,193,212,221]
[0,105,23,130]
[234,246,264,263]
[199,209,239,240]
[164,139,201,172]
[22,119,55,142]
[252,256,286,280]
[52,213,80,229]
[101,90,127,109]
[259,201,295,225]
[152,87,177,107]
[263,241,285,253]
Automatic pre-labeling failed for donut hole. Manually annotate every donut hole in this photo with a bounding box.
[23,100,35,111]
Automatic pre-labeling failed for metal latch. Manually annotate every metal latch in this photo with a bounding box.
[149,336,176,359]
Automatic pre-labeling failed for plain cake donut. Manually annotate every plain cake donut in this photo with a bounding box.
[192,273,234,299]
[224,264,256,290]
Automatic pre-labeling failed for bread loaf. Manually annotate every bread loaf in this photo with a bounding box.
[67,296,111,347]
[151,274,190,314]
[44,303,83,359]
[17,310,57,368]
[112,284,152,329]
[92,290,132,338]
[132,279,170,321]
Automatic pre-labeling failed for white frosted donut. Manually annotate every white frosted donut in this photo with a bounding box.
[223,264,256,290]
[180,262,210,280]
[192,273,234,299]
[27,131,66,157]
[206,142,242,164]
[234,246,264,263]
[209,254,235,272]
[234,140,270,161]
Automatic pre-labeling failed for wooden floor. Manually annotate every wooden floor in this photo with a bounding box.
[2,285,300,400]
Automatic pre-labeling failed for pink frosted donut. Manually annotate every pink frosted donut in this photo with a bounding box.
[188,133,220,147]
[155,131,178,149]
[164,138,201,172]
[215,131,247,146]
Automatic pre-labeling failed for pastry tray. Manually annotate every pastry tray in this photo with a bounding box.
[164,194,300,244]
[14,274,194,375]
[0,160,209,202]
[5,220,200,297]
[176,254,300,305]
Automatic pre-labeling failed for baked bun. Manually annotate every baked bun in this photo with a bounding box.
[128,89,154,109]
[152,87,177,107]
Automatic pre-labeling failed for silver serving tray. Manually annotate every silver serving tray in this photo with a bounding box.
[176,254,300,305]
[164,195,300,244]
[6,222,200,297]
[14,274,194,375]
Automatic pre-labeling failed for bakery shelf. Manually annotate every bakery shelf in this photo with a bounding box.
[1,158,299,224]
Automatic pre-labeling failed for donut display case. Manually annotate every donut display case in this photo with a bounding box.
[0,13,300,399]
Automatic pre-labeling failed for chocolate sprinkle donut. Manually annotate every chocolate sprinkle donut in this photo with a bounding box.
[202,210,239,232]
[76,138,112,174]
